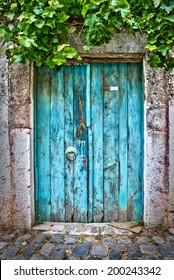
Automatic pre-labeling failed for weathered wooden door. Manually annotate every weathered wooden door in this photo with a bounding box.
[35,62,144,223]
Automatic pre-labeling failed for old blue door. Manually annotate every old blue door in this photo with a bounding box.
[35,62,144,222]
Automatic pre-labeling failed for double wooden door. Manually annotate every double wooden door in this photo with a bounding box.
[35,62,144,222]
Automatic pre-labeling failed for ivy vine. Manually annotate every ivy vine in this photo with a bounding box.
[0,0,174,69]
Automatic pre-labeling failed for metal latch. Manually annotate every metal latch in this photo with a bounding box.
[104,86,118,91]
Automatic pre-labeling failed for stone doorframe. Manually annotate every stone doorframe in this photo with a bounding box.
[0,33,174,229]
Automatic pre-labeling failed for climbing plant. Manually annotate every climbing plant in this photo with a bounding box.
[0,0,174,69]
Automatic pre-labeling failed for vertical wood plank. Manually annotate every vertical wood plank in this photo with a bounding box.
[64,65,74,222]
[127,63,144,220]
[73,65,88,222]
[50,67,65,221]
[103,63,119,222]
[34,67,39,219]
[86,64,93,222]
[118,63,128,221]
[91,63,104,222]
[36,66,51,221]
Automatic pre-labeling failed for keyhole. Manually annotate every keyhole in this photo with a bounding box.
[81,141,86,156]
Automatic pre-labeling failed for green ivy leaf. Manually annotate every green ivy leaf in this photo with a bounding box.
[52,37,59,43]
[56,12,69,22]
[83,45,92,52]
[35,20,45,29]
[0,26,6,37]
[10,3,17,10]
[57,44,69,51]
[148,36,158,44]
[52,56,66,66]
[149,54,161,68]
[46,19,56,28]
[120,7,130,19]
[18,36,36,48]
[158,45,169,56]
[160,3,174,14]
[89,0,107,5]
[13,54,23,62]
[82,4,90,17]
[62,47,79,58]
[165,15,174,23]
[145,44,157,51]
[4,11,15,21]
[36,60,43,67]
[43,7,56,18]
[33,6,43,15]
[153,0,161,8]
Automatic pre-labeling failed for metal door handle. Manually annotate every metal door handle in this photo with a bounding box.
[65,147,77,162]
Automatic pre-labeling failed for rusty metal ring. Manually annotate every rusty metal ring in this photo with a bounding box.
[66,151,76,162]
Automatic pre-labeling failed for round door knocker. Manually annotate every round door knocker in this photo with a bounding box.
[65,147,77,162]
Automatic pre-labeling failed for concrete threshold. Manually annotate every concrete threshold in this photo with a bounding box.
[32,222,142,235]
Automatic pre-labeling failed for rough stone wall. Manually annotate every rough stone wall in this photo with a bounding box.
[145,62,169,227]
[169,68,174,226]
[0,33,174,228]
[0,49,32,229]
[9,62,32,229]
[0,47,13,228]
[70,32,147,54]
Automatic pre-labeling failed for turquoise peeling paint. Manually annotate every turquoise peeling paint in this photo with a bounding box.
[35,63,144,222]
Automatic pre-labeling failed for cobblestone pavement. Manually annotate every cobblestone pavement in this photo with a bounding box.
[1,223,174,260]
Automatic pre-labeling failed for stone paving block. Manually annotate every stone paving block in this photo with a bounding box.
[83,236,96,243]
[152,236,165,244]
[0,242,7,250]
[158,244,174,258]
[49,234,64,243]
[2,235,15,242]
[15,234,31,244]
[39,243,55,257]
[103,237,116,246]
[16,256,28,260]
[2,246,20,259]
[31,234,46,245]
[55,244,72,251]
[91,245,108,257]
[127,245,142,258]
[69,244,91,259]
[64,235,78,245]
[109,250,122,260]
[23,245,38,257]
[30,255,46,260]
[111,244,125,251]
[118,237,132,244]
[49,251,65,260]
[139,244,158,255]
[2,226,174,260]
[135,236,149,245]
[143,256,159,260]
